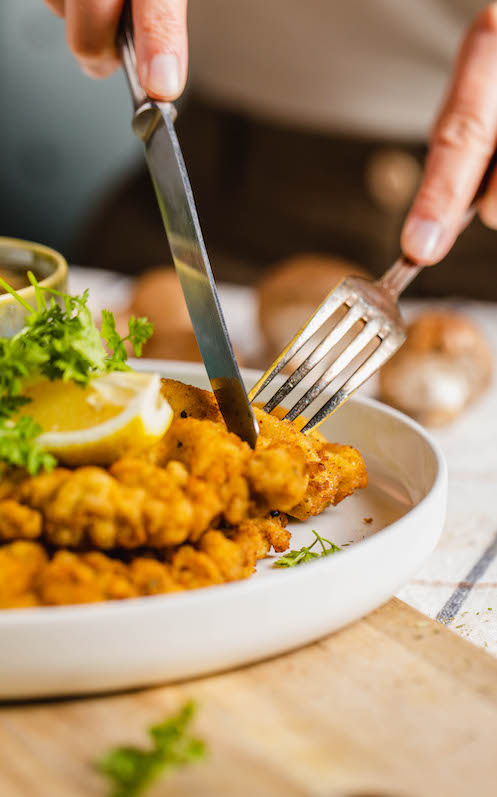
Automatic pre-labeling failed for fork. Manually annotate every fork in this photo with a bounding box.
[248,256,421,432]
[248,164,494,433]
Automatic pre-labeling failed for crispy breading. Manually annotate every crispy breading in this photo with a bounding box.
[157,417,252,530]
[320,443,369,504]
[246,445,308,512]
[161,379,367,519]
[0,380,366,553]
[0,515,288,607]
[253,408,367,517]
[0,462,195,550]
[0,421,305,549]
[0,541,48,608]
[159,378,326,438]
[160,378,222,423]
[230,516,291,557]
[38,551,139,605]
[0,500,42,541]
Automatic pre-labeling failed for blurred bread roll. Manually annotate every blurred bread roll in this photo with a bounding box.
[258,253,371,361]
[140,328,201,362]
[121,266,242,364]
[130,267,191,337]
[379,311,493,426]
[112,267,199,361]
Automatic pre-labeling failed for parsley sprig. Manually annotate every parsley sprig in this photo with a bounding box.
[0,273,153,474]
[96,701,206,797]
[101,309,154,367]
[274,530,341,567]
[0,416,56,474]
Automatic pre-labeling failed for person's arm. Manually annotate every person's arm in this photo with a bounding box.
[43,0,187,100]
[402,3,497,264]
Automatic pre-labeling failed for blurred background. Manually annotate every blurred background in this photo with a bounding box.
[2,0,495,295]
[0,1,139,258]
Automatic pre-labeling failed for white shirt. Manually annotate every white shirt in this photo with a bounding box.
[188,0,483,140]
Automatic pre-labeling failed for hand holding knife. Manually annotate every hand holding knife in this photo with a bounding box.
[117,3,259,448]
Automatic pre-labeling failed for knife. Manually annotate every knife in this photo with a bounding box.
[118,11,258,448]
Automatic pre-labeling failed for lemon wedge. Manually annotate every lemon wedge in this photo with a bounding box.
[18,372,173,466]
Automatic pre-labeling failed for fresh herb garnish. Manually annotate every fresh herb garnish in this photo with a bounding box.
[96,701,206,797]
[101,309,154,366]
[274,530,341,568]
[0,273,153,474]
[0,416,57,473]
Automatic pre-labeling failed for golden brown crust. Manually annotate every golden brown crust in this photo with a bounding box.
[0,541,48,608]
[252,407,367,518]
[160,378,223,423]
[0,500,43,541]
[0,385,365,548]
[0,379,366,607]
[0,515,288,607]
[161,380,368,520]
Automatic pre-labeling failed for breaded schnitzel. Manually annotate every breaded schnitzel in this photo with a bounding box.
[0,381,366,550]
[0,515,288,607]
[0,379,367,607]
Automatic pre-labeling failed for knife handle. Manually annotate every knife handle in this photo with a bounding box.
[117,2,148,112]
[117,1,177,133]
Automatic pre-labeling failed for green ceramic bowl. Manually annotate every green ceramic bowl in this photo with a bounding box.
[0,237,68,338]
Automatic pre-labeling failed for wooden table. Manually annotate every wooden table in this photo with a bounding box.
[2,599,497,797]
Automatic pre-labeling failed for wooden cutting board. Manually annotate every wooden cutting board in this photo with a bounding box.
[1,597,497,797]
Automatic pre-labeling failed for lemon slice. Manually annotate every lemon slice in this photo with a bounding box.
[19,372,172,466]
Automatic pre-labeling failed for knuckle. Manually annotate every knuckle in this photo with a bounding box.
[80,58,117,79]
[68,31,115,61]
[68,32,101,60]
[434,108,492,155]
[140,8,184,44]
[415,182,456,213]
[415,168,464,211]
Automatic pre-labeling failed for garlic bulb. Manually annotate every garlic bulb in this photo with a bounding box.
[379,312,492,426]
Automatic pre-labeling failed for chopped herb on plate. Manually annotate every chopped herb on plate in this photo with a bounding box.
[274,530,341,568]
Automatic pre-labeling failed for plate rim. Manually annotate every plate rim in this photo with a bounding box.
[0,359,447,625]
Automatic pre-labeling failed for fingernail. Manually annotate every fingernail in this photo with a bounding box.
[146,53,181,98]
[402,218,442,262]
[80,60,100,79]
[80,58,116,79]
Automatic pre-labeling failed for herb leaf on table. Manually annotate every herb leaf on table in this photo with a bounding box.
[96,701,206,797]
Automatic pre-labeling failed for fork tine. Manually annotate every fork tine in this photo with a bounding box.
[301,332,404,432]
[262,302,365,413]
[248,282,350,402]
[284,319,382,422]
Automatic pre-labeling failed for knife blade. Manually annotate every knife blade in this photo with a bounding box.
[118,22,258,447]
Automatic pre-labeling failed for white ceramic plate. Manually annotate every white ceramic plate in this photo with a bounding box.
[0,361,447,700]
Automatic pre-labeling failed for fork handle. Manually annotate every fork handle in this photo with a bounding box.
[378,257,423,298]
